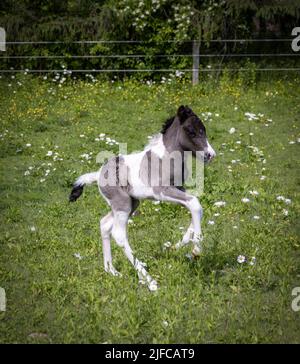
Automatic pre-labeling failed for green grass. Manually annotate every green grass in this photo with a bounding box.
[0,74,299,343]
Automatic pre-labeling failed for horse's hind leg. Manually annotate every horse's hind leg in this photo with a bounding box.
[109,193,157,291]
[100,212,121,276]
[112,210,158,291]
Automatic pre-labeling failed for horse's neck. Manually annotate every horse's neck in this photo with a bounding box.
[146,126,185,187]
[162,118,182,153]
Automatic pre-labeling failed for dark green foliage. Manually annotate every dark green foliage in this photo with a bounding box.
[0,0,299,77]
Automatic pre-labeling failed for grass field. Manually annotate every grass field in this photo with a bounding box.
[0,73,299,343]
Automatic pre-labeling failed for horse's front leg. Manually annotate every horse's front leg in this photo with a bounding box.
[157,187,203,257]
[186,195,203,257]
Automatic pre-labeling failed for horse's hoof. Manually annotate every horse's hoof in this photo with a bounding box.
[174,241,182,250]
[148,280,158,292]
[192,245,202,257]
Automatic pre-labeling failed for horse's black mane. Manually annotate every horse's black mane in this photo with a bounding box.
[161,106,197,134]
[161,116,175,134]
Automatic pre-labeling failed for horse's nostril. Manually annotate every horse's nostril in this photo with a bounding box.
[205,151,215,161]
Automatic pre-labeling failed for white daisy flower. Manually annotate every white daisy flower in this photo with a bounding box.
[237,255,246,264]
[253,215,260,220]
[229,127,236,134]
[276,195,285,201]
[241,198,250,203]
[214,201,226,207]
[245,112,258,121]
[249,257,256,266]
[162,320,169,328]
[282,209,289,216]
[30,226,36,232]
[163,241,172,249]
[26,143,31,147]
[208,220,215,225]
[46,151,53,156]
[74,253,83,260]
[249,190,259,196]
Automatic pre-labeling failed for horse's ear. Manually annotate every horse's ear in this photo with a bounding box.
[177,105,192,123]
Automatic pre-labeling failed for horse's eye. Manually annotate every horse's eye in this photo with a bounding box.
[184,125,196,137]
[199,129,204,135]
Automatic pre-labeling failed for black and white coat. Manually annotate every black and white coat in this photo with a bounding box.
[70,106,216,291]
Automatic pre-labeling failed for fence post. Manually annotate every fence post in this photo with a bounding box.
[0,27,6,52]
[192,40,200,85]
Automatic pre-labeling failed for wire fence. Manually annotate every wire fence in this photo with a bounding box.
[1,38,296,44]
[1,68,300,73]
[1,53,299,59]
[0,38,299,75]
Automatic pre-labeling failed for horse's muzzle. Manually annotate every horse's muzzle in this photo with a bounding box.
[204,142,216,163]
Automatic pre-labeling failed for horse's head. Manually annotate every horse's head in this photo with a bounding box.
[177,105,216,163]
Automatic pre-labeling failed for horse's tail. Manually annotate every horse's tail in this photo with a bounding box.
[69,171,100,202]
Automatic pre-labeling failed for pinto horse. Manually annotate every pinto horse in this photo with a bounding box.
[70,106,216,291]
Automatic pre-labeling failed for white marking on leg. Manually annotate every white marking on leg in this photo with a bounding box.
[187,197,203,256]
[112,211,158,291]
[160,192,203,257]
[175,222,194,249]
[100,213,121,276]
[134,259,158,291]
